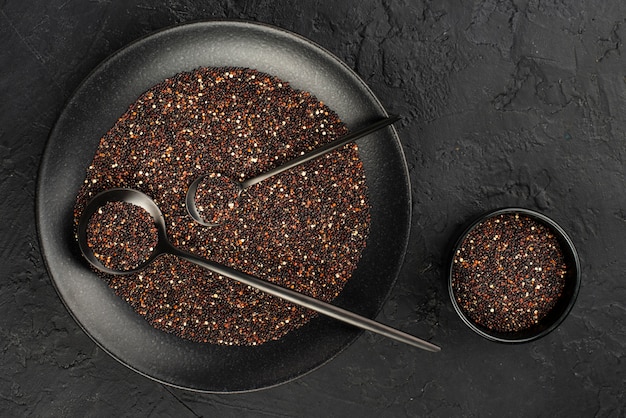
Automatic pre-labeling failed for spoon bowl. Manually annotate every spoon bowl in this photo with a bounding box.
[77,188,440,352]
[77,188,168,275]
[185,173,243,227]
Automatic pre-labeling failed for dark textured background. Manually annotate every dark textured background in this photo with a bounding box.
[1,0,625,416]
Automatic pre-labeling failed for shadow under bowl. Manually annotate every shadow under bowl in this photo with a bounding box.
[448,208,581,343]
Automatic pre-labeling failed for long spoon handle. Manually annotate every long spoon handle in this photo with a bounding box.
[172,247,440,352]
[240,115,401,189]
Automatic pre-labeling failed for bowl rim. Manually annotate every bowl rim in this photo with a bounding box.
[448,207,581,343]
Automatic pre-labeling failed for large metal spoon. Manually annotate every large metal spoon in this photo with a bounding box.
[186,115,401,226]
[77,188,440,352]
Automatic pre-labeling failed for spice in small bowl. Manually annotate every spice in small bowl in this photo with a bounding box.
[448,208,580,342]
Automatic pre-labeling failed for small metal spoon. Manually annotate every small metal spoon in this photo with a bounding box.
[78,188,440,352]
[186,115,401,226]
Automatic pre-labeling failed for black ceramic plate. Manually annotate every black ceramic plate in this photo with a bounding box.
[37,21,411,392]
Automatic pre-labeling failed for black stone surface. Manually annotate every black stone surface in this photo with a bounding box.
[1,0,625,416]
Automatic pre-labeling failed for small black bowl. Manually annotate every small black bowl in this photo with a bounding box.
[448,208,581,343]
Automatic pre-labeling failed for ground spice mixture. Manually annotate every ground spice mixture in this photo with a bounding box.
[74,67,370,346]
[451,213,568,333]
